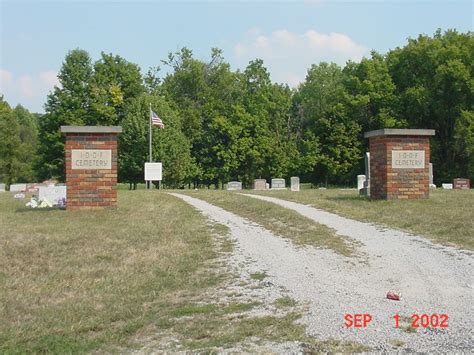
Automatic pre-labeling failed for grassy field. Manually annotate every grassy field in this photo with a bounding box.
[248,189,474,251]
[183,190,357,256]
[0,190,366,353]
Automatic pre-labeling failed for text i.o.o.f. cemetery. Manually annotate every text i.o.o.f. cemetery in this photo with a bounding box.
[71,149,112,169]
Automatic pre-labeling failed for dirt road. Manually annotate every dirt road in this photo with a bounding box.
[170,193,473,352]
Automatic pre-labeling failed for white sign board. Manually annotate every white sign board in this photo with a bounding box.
[391,150,425,169]
[145,162,162,181]
[39,186,67,205]
[71,149,112,170]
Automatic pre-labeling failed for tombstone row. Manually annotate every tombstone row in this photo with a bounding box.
[226,177,300,191]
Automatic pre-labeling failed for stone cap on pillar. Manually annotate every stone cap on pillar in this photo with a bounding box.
[364,128,435,138]
[60,126,122,134]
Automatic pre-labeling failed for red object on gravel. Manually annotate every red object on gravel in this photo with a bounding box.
[387,292,401,301]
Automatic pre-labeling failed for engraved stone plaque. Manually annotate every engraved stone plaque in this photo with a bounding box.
[71,149,112,170]
[391,150,425,169]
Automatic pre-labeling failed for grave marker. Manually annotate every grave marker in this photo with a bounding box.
[271,178,286,190]
[9,184,27,192]
[363,152,370,196]
[227,181,242,190]
[38,186,67,205]
[453,178,470,189]
[0,183,5,192]
[290,177,300,192]
[442,183,453,189]
[357,175,366,193]
[253,179,267,190]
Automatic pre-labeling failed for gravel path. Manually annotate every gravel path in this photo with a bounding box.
[170,193,473,352]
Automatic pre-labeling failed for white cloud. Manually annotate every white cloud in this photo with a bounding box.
[0,69,59,112]
[233,28,369,87]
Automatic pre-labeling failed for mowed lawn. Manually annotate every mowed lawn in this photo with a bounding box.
[249,189,474,251]
[0,190,367,353]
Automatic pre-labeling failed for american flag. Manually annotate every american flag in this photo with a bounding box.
[151,111,164,129]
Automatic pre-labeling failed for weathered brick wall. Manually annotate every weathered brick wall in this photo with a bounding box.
[369,136,430,199]
[64,133,118,210]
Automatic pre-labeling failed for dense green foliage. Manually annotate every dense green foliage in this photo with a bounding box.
[1,30,472,188]
[0,97,39,185]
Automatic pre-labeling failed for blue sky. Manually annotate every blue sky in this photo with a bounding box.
[1,0,472,113]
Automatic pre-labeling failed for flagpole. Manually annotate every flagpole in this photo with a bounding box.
[149,103,152,190]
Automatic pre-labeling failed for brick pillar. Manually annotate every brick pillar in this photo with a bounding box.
[61,126,122,210]
[364,129,435,200]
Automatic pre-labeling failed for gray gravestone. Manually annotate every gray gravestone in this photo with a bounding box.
[253,179,267,190]
[442,183,453,190]
[271,178,286,190]
[363,152,370,196]
[227,181,242,191]
[38,186,67,205]
[429,163,436,188]
[266,183,270,190]
[9,184,27,192]
[290,177,300,191]
[357,175,366,192]
[0,183,5,192]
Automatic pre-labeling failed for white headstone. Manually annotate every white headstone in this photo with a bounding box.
[9,184,27,192]
[364,152,370,196]
[271,178,286,189]
[290,177,300,192]
[265,183,270,190]
[0,183,5,192]
[442,183,453,190]
[38,186,67,205]
[227,181,242,190]
[429,163,433,185]
[357,175,366,191]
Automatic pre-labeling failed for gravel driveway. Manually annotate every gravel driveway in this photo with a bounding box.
[170,193,473,352]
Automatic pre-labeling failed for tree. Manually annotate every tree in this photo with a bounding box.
[38,49,94,180]
[0,98,22,186]
[295,63,361,184]
[387,29,474,182]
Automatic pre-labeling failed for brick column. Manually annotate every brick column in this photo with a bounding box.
[61,126,122,210]
[364,129,435,200]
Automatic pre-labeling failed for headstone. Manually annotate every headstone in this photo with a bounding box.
[271,178,286,190]
[290,177,300,192]
[0,183,5,192]
[357,175,366,192]
[266,183,270,190]
[9,184,27,192]
[363,152,370,196]
[38,186,67,205]
[453,178,470,189]
[14,193,25,199]
[429,163,433,185]
[227,181,242,190]
[253,179,267,191]
[442,183,453,190]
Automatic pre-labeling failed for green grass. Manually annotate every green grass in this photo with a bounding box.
[182,190,357,256]
[274,296,298,308]
[250,271,267,281]
[0,190,367,352]
[248,189,474,251]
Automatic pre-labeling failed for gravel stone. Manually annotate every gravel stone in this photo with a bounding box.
[171,193,473,352]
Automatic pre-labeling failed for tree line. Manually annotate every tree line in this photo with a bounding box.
[0,29,472,188]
